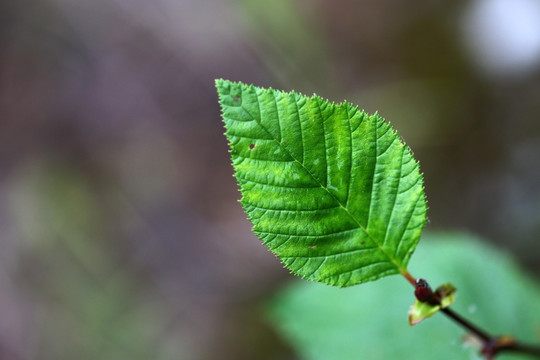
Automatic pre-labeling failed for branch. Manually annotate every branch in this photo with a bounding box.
[410,277,540,359]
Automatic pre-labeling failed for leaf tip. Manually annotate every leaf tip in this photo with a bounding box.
[215,78,231,92]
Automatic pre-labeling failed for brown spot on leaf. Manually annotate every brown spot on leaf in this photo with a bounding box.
[249,144,255,150]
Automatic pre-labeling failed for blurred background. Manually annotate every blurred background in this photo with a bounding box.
[1,0,540,359]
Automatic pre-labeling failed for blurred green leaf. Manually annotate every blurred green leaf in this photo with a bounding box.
[438,283,457,308]
[268,232,540,360]
[217,80,427,287]
[408,299,441,326]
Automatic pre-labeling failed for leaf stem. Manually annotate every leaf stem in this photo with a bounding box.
[411,278,540,359]
[401,270,416,286]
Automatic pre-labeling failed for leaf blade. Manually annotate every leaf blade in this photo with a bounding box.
[217,79,427,287]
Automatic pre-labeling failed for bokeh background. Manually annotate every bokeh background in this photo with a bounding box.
[2,0,540,359]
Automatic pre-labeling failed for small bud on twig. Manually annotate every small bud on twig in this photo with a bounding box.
[414,279,438,305]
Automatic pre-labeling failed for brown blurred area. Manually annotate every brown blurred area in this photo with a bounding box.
[1,0,540,359]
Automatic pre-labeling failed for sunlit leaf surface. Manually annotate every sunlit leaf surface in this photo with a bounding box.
[217,79,427,286]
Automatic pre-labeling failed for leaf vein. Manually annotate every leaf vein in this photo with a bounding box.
[281,246,377,260]
[345,104,353,207]
[256,227,359,238]
[236,176,320,189]
[244,203,342,213]
[382,146,405,247]
[393,193,424,259]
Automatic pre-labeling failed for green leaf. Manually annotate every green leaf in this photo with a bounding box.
[268,232,540,360]
[216,79,427,287]
[408,283,456,326]
[409,300,441,326]
[438,283,457,308]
